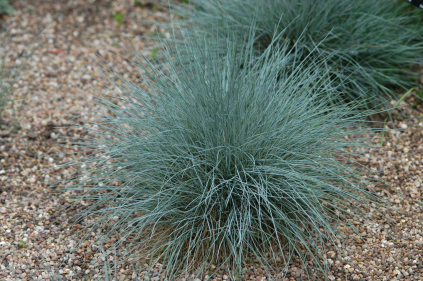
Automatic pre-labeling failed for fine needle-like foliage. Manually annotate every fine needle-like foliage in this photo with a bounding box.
[174,0,423,108]
[64,32,382,280]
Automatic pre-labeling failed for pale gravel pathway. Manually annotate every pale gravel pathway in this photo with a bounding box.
[1,1,169,280]
[1,1,423,281]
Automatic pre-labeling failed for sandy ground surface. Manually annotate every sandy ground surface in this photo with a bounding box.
[1,1,423,280]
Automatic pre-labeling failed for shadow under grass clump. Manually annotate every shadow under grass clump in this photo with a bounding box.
[63,33,384,280]
[174,0,423,109]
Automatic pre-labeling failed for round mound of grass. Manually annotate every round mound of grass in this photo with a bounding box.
[175,0,423,108]
[67,35,382,279]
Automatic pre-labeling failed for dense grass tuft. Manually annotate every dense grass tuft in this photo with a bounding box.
[66,33,382,279]
[174,0,423,108]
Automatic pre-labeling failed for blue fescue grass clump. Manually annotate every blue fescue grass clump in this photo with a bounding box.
[174,0,423,108]
[66,34,382,279]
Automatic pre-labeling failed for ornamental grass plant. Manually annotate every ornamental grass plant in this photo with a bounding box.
[62,29,386,280]
[174,0,423,108]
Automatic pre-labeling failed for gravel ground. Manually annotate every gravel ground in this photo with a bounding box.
[1,1,423,281]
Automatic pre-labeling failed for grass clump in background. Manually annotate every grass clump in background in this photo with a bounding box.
[174,0,423,109]
[64,32,383,280]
